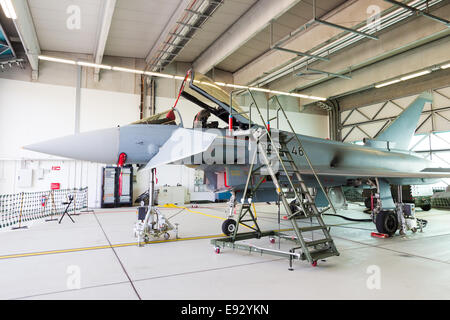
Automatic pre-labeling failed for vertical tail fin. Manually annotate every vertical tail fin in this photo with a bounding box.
[374,92,433,150]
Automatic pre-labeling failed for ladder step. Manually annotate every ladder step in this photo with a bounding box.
[308,248,338,261]
[305,238,332,247]
[299,225,326,232]
[290,200,315,206]
[295,214,319,219]
[290,182,307,187]
[291,210,305,217]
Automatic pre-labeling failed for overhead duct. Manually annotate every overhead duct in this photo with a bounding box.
[193,0,301,74]
[10,0,40,80]
[93,0,116,82]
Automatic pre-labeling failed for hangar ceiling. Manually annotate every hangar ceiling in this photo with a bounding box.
[205,0,347,73]
[1,0,449,110]
[27,0,105,54]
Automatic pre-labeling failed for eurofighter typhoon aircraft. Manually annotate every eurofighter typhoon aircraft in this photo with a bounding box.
[24,71,450,237]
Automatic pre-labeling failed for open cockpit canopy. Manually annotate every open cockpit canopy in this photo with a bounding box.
[131,71,250,129]
[182,71,250,129]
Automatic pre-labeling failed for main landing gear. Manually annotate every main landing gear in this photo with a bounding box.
[375,210,398,236]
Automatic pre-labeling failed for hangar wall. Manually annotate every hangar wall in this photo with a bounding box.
[0,77,139,207]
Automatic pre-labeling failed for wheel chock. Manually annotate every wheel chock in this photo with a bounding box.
[371,232,389,238]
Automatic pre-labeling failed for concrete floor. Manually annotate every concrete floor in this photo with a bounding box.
[1,202,450,300]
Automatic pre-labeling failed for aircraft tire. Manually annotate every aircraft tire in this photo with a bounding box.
[375,211,398,236]
[222,219,237,236]
[420,203,432,211]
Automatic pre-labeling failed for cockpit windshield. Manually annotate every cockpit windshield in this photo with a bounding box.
[131,109,177,125]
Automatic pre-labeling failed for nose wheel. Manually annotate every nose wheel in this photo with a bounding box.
[222,219,237,236]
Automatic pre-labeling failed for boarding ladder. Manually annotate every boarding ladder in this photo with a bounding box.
[213,91,339,268]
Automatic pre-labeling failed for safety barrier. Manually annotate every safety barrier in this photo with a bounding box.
[0,187,88,229]
[431,197,450,209]
[430,187,450,209]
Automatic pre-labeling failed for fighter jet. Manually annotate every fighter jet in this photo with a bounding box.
[24,71,450,237]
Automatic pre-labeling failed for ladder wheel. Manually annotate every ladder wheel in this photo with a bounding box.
[163,232,170,240]
[312,261,317,267]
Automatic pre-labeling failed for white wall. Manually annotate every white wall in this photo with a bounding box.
[0,76,139,207]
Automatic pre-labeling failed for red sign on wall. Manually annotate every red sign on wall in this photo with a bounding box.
[51,183,60,190]
[51,166,61,171]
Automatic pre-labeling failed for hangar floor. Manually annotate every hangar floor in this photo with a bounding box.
[0,202,449,300]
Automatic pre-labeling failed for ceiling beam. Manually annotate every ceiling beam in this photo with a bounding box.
[11,0,40,80]
[314,18,379,40]
[193,0,301,74]
[337,68,450,111]
[272,46,329,61]
[93,0,116,82]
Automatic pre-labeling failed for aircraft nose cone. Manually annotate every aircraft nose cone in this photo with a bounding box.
[23,127,120,163]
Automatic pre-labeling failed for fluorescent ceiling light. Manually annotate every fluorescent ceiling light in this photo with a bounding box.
[441,63,450,69]
[269,90,286,95]
[0,0,17,19]
[112,66,144,74]
[226,84,248,89]
[290,93,310,99]
[375,79,401,88]
[38,55,76,65]
[36,55,329,101]
[305,95,327,101]
[249,87,271,93]
[77,61,111,70]
[145,71,174,79]
[400,70,431,81]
